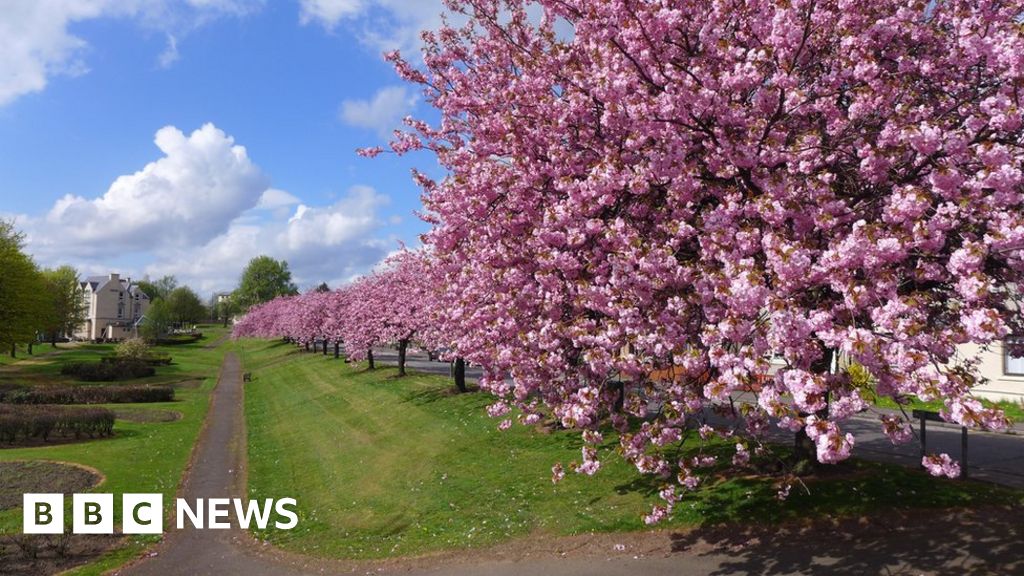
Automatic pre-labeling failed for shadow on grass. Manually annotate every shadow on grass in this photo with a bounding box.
[669,502,1024,575]
[400,385,483,406]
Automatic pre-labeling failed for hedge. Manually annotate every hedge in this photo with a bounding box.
[0,385,174,405]
[155,334,203,345]
[60,359,156,381]
[0,405,115,443]
[100,353,173,366]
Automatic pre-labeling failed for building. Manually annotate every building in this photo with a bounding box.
[960,339,1024,402]
[74,273,151,341]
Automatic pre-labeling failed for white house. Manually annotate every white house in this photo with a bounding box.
[961,339,1024,403]
[74,273,150,341]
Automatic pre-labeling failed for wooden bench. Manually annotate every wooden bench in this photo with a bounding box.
[913,409,969,479]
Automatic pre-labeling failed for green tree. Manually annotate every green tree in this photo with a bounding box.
[41,265,86,346]
[137,275,178,301]
[140,299,172,341]
[0,221,52,356]
[209,293,238,327]
[166,286,206,325]
[233,256,298,310]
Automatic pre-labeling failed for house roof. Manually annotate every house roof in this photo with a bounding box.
[80,276,148,299]
[82,275,108,291]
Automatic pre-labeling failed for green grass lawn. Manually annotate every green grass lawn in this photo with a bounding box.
[0,326,228,574]
[873,394,1024,424]
[240,338,1023,560]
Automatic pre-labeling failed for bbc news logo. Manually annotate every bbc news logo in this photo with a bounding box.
[23,494,298,534]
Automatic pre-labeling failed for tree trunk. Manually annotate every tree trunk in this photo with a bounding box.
[454,357,467,393]
[794,346,835,468]
[397,340,408,376]
[611,380,625,413]
[10,343,15,358]
[334,341,340,359]
[51,333,58,348]
[322,340,328,356]
[304,342,310,352]
[27,342,32,355]
[367,349,375,370]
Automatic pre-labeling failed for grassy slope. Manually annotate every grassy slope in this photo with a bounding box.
[241,338,1022,560]
[0,326,228,574]
[874,394,1024,423]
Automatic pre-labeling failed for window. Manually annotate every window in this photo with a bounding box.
[1006,336,1024,376]
[117,302,124,319]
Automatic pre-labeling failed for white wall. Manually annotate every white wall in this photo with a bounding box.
[959,341,1024,403]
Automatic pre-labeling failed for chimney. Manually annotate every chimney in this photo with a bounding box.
[109,273,120,282]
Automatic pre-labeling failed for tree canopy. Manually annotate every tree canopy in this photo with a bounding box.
[166,286,206,325]
[233,256,298,310]
[0,221,52,354]
[41,265,86,345]
[238,0,1024,523]
[137,275,178,301]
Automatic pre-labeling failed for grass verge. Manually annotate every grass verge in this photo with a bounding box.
[240,338,1023,560]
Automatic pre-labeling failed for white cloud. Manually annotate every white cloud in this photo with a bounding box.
[256,188,300,209]
[0,0,263,106]
[0,0,106,106]
[299,1,571,62]
[279,185,387,250]
[31,123,268,258]
[299,0,450,55]
[298,0,364,28]
[339,85,417,138]
[158,34,180,68]
[16,123,397,295]
[144,185,393,294]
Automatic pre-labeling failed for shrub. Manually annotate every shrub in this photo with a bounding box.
[101,353,172,366]
[2,385,174,405]
[115,337,150,361]
[155,334,203,345]
[0,405,114,443]
[61,359,155,381]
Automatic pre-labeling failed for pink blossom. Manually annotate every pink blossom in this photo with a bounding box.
[551,463,565,484]
[732,443,751,467]
[922,454,962,479]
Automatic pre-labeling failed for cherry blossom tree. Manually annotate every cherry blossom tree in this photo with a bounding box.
[332,251,439,376]
[371,0,1024,519]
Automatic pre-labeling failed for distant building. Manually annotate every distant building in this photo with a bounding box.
[74,273,151,341]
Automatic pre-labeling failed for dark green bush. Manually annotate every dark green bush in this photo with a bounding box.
[61,359,155,381]
[2,385,174,405]
[100,353,173,366]
[154,334,202,345]
[0,405,114,443]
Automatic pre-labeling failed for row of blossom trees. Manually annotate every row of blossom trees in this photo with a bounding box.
[232,251,444,378]
[237,0,1024,522]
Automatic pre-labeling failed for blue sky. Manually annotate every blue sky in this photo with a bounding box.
[0,0,450,296]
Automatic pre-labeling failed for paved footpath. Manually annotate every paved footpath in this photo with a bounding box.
[115,350,1023,576]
